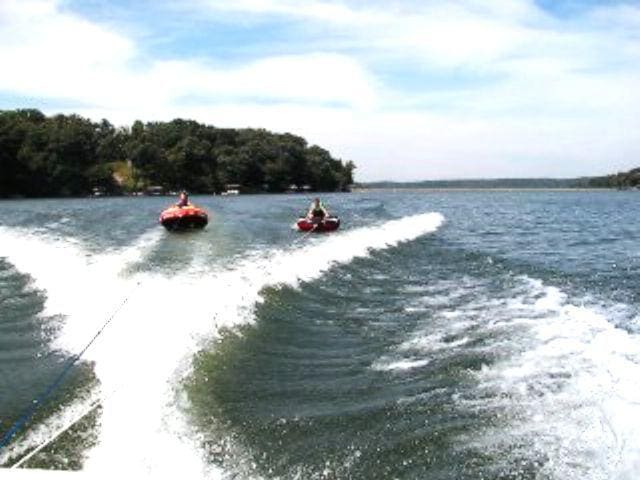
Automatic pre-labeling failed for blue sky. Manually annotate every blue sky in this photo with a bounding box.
[1,0,639,181]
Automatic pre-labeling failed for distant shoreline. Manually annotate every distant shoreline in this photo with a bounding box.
[0,187,628,201]
[351,187,619,193]
[354,168,639,191]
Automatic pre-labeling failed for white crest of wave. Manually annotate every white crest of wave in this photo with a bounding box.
[0,212,444,477]
[371,358,430,372]
[367,272,640,478]
[472,278,640,479]
[0,228,161,352]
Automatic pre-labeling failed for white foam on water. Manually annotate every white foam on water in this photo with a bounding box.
[369,272,640,479]
[468,278,640,480]
[369,276,483,374]
[0,213,445,477]
[0,227,161,352]
[0,391,100,466]
[371,358,430,372]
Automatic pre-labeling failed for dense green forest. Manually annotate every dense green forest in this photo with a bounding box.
[0,109,355,197]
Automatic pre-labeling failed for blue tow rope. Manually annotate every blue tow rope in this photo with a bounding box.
[0,282,139,453]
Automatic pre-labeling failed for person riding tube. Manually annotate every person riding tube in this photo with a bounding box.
[176,191,190,208]
[307,198,329,223]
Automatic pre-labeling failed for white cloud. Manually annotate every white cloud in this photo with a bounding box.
[0,1,378,111]
[0,0,135,100]
[586,3,640,31]
[192,0,640,118]
[193,0,381,24]
[148,53,378,110]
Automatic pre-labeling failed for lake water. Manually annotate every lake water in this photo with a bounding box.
[0,191,639,479]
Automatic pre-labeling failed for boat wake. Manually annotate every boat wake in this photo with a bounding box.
[0,213,445,477]
[470,279,640,479]
[371,273,640,479]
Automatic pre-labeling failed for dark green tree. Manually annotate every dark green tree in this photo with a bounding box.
[0,109,355,197]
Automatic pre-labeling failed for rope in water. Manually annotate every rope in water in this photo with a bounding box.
[293,221,320,244]
[3,214,325,464]
[0,280,141,455]
[10,399,101,468]
[6,222,314,466]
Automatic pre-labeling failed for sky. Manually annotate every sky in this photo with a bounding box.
[0,0,639,181]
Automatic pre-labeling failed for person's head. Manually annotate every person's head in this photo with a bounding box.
[180,191,188,199]
[313,198,320,207]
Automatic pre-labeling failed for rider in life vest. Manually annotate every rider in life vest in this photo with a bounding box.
[307,198,329,222]
[176,191,190,208]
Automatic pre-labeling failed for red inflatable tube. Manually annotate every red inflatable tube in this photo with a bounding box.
[159,205,208,231]
[296,217,340,232]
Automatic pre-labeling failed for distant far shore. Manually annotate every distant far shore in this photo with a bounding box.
[354,170,640,191]
[351,187,623,193]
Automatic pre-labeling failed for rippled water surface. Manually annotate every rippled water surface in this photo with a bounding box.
[1,191,639,478]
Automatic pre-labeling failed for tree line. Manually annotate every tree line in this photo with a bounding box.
[357,170,640,190]
[580,168,640,189]
[0,109,355,197]
[357,178,579,189]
